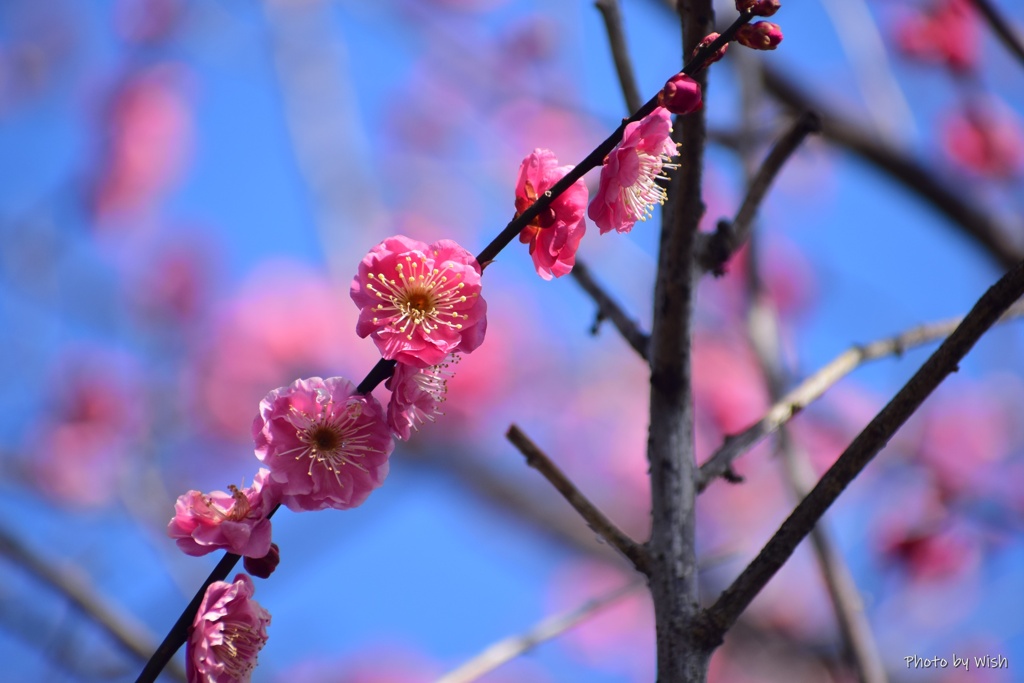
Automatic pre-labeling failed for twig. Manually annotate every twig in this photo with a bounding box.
[817,0,918,145]
[407,446,627,562]
[570,260,650,360]
[697,258,1024,645]
[760,64,1024,270]
[738,56,888,679]
[595,0,643,114]
[435,578,644,683]
[506,425,648,572]
[696,111,821,274]
[776,433,888,683]
[0,525,187,682]
[969,0,1024,70]
[696,299,1024,492]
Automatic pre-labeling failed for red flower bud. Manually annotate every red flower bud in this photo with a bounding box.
[244,542,281,579]
[658,73,703,115]
[736,0,781,17]
[736,22,784,50]
[691,33,729,68]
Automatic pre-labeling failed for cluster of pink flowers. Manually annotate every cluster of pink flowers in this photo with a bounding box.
[168,7,791,680]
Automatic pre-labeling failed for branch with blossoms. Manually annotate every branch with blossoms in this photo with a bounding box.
[136,7,796,681]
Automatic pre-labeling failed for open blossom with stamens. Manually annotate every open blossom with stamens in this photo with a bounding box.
[253,377,393,512]
[351,236,487,368]
[588,106,679,235]
[168,468,278,558]
[187,573,271,683]
[514,149,588,280]
[386,356,459,440]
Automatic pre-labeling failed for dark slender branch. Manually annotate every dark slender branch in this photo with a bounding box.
[0,526,186,682]
[761,64,1024,270]
[437,578,645,683]
[570,260,650,359]
[696,300,1024,492]
[356,358,398,395]
[135,551,241,683]
[595,0,644,114]
[697,259,1024,646]
[506,425,648,572]
[696,111,821,274]
[969,0,1024,70]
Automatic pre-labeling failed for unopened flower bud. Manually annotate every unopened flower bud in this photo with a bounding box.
[736,0,781,17]
[691,33,729,68]
[658,73,702,115]
[736,21,784,50]
[244,542,281,579]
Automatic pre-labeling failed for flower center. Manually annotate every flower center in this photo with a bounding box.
[365,253,476,340]
[620,149,679,223]
[213,620,266,679]
[281,399,377,484]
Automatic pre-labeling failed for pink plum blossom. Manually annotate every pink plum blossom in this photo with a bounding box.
[894,0,978,72]
[514,148,588,279]
[187,573,271,683]
[588,106,679,235]
[386,356,458,440]
[167,469,278,558]
[941,103,1024,178]
[351,236,487,368]
[253,377,393,512]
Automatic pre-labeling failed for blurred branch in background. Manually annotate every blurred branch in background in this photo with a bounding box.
[697,299,1024,492]
[0,523,186,682]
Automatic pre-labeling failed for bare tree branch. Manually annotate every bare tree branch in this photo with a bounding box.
[570,260,650,359]
[697,258,1024,645]
[436,579,644,683]
[760,65,1024,269]
[0,525,187,682]
[696,111,821,274]
[506,425,648,572]
[697,299,1024,492]
[595,0,644,114]
[968,0,1024,70]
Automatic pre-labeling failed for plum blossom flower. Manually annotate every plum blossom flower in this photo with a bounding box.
[588,107,679,235]
[168,469,278,558]
[187,574,271,683]
[386,356,459,440]
[895,0,978,72]
[941,103,1024,178]
[514,148,588,280]
[351,236,487,368]
[253,377,393,512]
